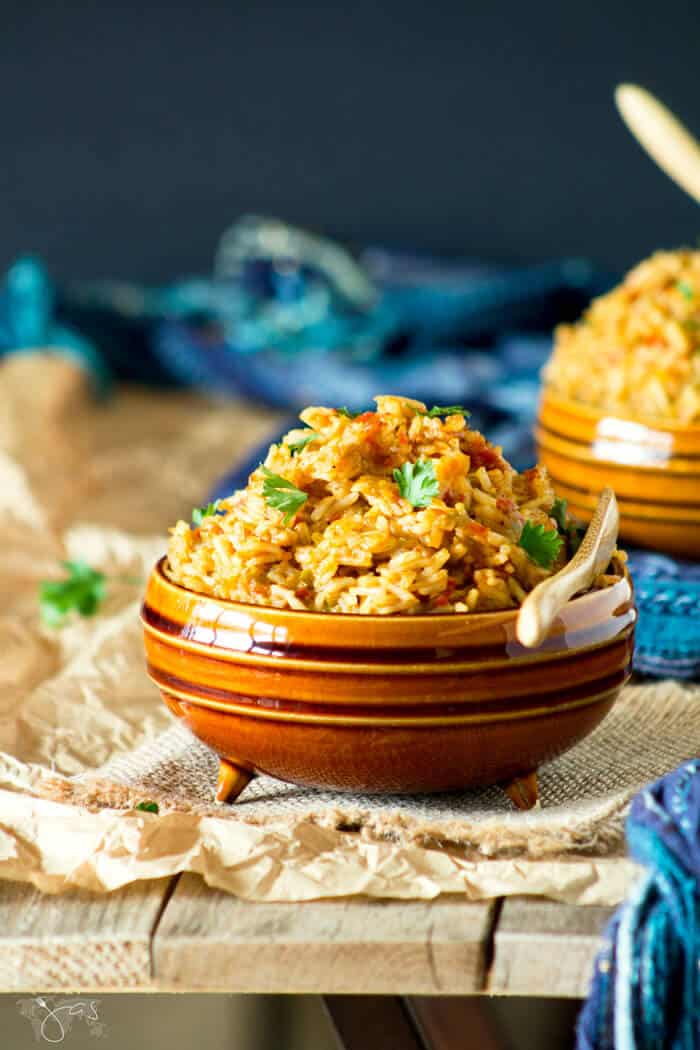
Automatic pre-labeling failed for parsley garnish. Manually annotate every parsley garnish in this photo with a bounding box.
[677,280,694,301]
[421,405,471,419]
[39,561,107,627]
[518,521,563,569]
[260,467,308,523]
[135,800,159,813]
[286,430,318,456]
[393,459,440,508]
[336,406,361,418]
[192,500,221,526]
[550,498,568,531]
[549,497,584,555]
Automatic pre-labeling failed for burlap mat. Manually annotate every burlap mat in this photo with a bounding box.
[1,354,697,903]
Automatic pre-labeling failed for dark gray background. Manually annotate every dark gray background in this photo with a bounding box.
[1,1,698,281]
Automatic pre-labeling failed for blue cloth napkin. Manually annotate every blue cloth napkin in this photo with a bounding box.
[577,759,700,1049]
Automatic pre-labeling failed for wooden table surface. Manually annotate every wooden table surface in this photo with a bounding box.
[0,876,611,997]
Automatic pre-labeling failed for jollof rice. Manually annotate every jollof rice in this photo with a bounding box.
[166,396,602,614]
[544,249,700,422]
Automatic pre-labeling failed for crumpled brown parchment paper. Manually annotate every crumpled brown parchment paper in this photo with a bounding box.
[1,352,697,903]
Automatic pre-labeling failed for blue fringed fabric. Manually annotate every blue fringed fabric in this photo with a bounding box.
[576,760,700,1049]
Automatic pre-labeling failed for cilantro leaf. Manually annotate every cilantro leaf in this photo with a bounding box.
[421,405,471,419]
[550,498,568,531]
[135,800,159,813]
[260,467,308,524]
[336,406,361,418]
[566,522,585,557]
[39,561,107,627]
[286,430,318,456]
[192,500,221,526]
[392,459,440,508]
[549,498,587,556]
[677,280,694,301]
[517,522,563,569]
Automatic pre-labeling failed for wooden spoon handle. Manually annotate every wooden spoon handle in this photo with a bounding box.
[516,489,619,648]
[615,84,700,207]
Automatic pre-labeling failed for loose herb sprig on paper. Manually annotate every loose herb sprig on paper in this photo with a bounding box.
[39,560,141,628]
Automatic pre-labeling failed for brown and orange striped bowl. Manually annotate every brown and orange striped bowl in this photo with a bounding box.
[141,556,635,810]
[537,390,700,558]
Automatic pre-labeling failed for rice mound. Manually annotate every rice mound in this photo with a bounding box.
[166,396,601,615]
[544,249,700,423]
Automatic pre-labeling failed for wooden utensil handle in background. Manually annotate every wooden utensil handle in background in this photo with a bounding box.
[615,83,700,207]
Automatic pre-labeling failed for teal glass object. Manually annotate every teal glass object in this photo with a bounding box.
[210,214,392,358]
[0,257,111,396]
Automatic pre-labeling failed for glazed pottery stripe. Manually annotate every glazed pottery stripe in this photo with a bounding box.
[545,478,700,522]
[537,471,700,510]
[537,445,700,506]
[536,424,700,476]
[539,392,700,455]
[153,676,629,728]
[144,631,633,706]
[148,659,630,718]
[141,601,518,662]
[142,607,634,678]
[537,419,700,463]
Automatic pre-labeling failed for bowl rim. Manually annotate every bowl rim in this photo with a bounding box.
[149,554,630,626]
[541,387,700,435]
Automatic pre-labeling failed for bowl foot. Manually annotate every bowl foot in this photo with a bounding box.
[216,759,253,803]
[502,769,539,810]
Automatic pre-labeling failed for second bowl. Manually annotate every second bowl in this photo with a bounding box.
[536,390,700,558]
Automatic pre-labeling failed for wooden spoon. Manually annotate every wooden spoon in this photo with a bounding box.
[615,84,700,207]
[516,488,619,648]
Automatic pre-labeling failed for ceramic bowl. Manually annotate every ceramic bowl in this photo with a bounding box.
[141,556,635,810]
[537,390,700,558]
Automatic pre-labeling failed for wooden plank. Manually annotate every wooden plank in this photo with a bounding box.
[0,877,174,990]
[154,873,494,993]
[488,898,614,999]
